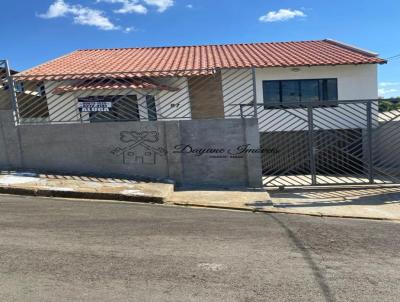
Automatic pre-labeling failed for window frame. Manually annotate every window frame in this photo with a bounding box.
[262,78,338,109]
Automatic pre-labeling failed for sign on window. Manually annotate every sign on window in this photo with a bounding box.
[78,101,112,112]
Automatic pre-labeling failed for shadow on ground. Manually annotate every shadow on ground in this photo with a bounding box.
[269,186,400,208]
[267,214,336,302]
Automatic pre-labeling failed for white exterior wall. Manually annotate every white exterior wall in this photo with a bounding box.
[152,77,191,120]
[221,69,254,117]
[44,77,191,123]
[221,64,378,131]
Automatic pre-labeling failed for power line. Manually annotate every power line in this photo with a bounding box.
[385,54,400,60]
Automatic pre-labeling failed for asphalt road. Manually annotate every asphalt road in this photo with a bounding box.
[0,195,399,302]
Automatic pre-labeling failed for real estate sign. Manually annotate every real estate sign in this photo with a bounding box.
[78,101,112,112]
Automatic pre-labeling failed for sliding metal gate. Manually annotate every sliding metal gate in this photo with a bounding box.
[248,100,400,187]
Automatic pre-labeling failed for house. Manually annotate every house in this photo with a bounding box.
[0,65,49,121]
[11,39,389,186]
[13,39,385,124]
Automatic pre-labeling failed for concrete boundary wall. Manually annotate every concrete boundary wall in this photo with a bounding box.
[0,110,262,188]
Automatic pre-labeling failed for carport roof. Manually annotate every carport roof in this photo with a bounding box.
[15,39,386,80]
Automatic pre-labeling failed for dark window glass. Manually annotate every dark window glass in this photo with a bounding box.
[301,80,319,102]
[319,79,338,101]
[15,82,24,93]
[38,85,46,97]
[113,95,139,120]
[263,81,280,105]
[281,81,300,103]
[326,79,338,100]
[146,95,157,121]
[263,78,338,107]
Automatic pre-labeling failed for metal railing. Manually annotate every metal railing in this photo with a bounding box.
[240,99,400,187]
[7,67,257,125]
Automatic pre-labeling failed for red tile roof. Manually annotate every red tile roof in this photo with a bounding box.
[16,39,386,80]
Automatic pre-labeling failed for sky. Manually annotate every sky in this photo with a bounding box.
[1,0,400,97]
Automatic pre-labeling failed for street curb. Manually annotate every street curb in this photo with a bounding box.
[0,186,164,204]
[171,202,400,222]
[2,186,397,222]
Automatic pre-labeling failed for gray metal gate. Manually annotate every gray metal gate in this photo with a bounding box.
[253,100,400,187]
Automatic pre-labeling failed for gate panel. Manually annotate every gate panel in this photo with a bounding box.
[260,100,400,187]
[371,105,400,183]
[260,107,312,186]
[312,102,370,185]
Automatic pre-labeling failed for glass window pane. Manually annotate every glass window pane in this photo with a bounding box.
[320,79,338,100]
[113,95,139,120]
[281,81,300,103]
[301,80,319,102]
[263,81,280,105]
[146,95,157,121]
[326,79,338,100]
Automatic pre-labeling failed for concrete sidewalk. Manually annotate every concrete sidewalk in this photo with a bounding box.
[168,186,400,221]
[168,189,272,210]
[0,171,173,203]
[1,171,400,221]
[268,186,400,220]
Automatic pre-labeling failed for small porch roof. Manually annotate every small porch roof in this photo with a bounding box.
[52,78,180,94]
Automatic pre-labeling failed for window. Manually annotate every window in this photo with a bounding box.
[146,95,157,121]
[37,84,46,97]
[15,82,25,93]
[78,95,140,122]
[263,79,338,108]
[281,81,300,103]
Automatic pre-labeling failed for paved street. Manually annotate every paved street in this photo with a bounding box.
[0,195,400,302]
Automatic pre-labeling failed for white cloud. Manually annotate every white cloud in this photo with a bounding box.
[124,26,136,33]
[143,0,174,12]
[259,8,306,23]
[73,8,118,30]
[379,82,400,97]
[186,4,193,9]
[38,0,70,18]
[96,0,174,14]
[97,0,148,14]
[379,88,398,96]
[39,0,119,30]
[380,82,400,87]
[39,0,173,32]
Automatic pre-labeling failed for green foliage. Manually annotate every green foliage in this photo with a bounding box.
[379,99,400,112]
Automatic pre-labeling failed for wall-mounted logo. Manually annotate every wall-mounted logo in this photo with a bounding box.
[173,144,279,158]
[111,131,167,165]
